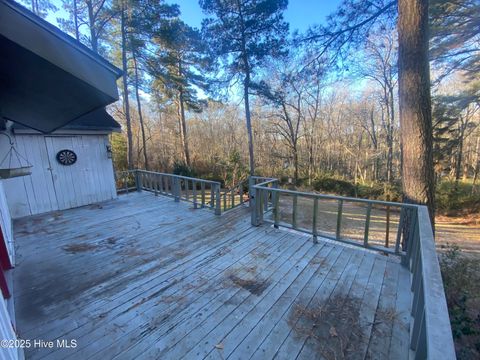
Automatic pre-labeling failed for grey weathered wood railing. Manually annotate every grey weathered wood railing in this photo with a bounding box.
[405,206,456,360]
[219,179,249,212]
[252,178,456,359]
[252,178,414,255]
[116,170,222,215]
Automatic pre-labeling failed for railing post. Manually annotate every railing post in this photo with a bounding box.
[336,199,343,240]
[248,176,254,208]
[312,198,318,243]
[193,181,197,209]
[364,203,372,248]
[173,177,180,202]
[273,190,280,229]
[214,183,221,215]
[292,195,298,229]
[201,182,206,208]
[251,184,259,226]
[135,170,142,192]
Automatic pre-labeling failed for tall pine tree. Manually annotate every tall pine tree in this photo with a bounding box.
[200,0,289,175]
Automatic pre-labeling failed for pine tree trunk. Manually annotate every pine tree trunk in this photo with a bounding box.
[133,54,148,170]
[73,0,80,40]
[177,90,191,167]
[121,4,133,170]
[244,72,255,176]
[387,85,395,183]
[86,0,98,53]
[454,123,465,189]
[472,136,480,193]
[293,143,299,186]
[398,0,435,227]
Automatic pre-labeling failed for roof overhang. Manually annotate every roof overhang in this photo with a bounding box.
[0,0,122,133]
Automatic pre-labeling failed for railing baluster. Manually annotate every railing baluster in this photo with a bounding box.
[364,203,372,248]
[215,184,221,215]
[223,191,227,211]
[274,191,280,228]
[292,195,297,229]
[263,188,268,211]
[385,202,391,248]
[258,189,264,224]
[193,181,197,209]
[201,182,205,208]
[210,186,214,208]
[239,184,244,204]
[395,207,405,254]
[312,198,318,243]
[336,199,343,240]
[231,189,235,209]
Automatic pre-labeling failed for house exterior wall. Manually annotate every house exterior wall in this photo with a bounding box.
[1,133,117,218]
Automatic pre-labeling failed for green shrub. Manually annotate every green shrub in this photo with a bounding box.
[440,244,480,358]
[173,161,196,178]
[357,182,402,202]
[312,177,356,197]
[436,181,480,215]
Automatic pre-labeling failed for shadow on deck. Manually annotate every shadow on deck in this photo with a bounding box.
[13,192,411,359]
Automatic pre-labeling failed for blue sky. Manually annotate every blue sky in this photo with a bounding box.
[169,1,341,32]
[46,0,341,34]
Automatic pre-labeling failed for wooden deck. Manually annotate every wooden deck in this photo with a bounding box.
[13,192,411,359]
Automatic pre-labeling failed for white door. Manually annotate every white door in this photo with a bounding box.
[45,136,116,210]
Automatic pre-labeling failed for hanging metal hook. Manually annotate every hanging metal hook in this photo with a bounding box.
[0,132,14,146]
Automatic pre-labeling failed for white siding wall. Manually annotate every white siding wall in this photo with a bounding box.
[1,134,117,218]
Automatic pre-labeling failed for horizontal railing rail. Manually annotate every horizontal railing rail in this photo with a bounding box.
[115,170,222,215]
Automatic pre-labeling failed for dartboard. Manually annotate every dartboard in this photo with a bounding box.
[56,149,77,166]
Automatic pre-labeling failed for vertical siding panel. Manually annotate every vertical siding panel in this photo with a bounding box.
[38,136,58,211]
[88,136,101,204]
[104,135,117,199]
[71,136,88,206]
[28,135,52,213]
[84,136,97,205]
[16,136,37,215]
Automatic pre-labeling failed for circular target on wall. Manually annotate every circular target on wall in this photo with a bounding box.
[56,149,77,166]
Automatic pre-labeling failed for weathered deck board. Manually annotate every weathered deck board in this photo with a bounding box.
[13,192,411,360]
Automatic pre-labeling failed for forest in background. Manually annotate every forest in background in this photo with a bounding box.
[22,0,480,216]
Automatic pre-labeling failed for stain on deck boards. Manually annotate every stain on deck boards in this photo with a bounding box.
[227,274,270,296]
[62,242,99,253]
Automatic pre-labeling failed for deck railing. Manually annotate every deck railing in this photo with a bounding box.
[251,178,456,360]
[116,170,222,215]
[405,206,456,360]
[252,178,415,255]
[219,179,249,212]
